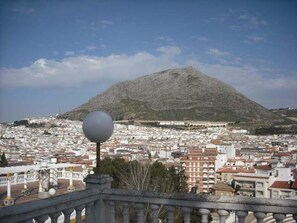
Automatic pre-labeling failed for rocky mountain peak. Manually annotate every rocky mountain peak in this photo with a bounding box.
[61,67,277,122]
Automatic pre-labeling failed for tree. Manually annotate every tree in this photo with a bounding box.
[99,158,195,223]
[0,152,8,167]
[100,157,128,188]
[120,160,151,190]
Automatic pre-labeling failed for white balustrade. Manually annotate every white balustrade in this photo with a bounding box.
[0,170,84,187]
[0,175,297,223]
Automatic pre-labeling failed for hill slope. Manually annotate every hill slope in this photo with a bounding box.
[61,67,278,122]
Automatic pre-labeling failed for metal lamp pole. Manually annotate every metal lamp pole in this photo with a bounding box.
[96,142,101,173]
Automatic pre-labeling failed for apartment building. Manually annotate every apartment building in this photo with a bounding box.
[180,148,217,193]
[233,173,271,198]
[216,167,255,184]
[269,179,297,198]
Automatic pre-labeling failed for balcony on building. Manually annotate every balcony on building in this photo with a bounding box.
[209,169,215,173]
[209,173,215,178]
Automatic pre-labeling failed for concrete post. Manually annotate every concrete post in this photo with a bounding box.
[21,172,30,196]
[4,173,14,206]
[7,175,11,198]
[24,173,27,189]
[84,174,113,223]
[67,167,75,192]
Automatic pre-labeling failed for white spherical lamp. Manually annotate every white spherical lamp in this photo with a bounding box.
[48,188,56,196]
[82,111,114,142]
[82,111,114,173]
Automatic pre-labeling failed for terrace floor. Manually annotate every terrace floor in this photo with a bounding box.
[0,179,84,206]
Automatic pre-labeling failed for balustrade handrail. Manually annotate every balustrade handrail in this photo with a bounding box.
[0,185,296,223]
[0,190,99,223]
[0,171,85,186]
[101,188,297,214]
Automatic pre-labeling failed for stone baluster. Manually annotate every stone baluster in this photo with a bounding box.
[108,201,116,223]
[85,201,95,223]
[273,213,286,223]
[49,211,62,223]
[62,208,74,223]
[217,210,229,223]
[181,207,192,223]
[136,203,145,223]
[151,204,159,223]
[121,202,130,223]
[34,215,49,223]
[74,205,85,223]
[236,210,248,223]
[166,206,175,223]
[199,208,210,223]
[93,198,103,222]
[254,212,266,223]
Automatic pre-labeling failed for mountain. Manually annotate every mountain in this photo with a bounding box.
[61,66,279,122]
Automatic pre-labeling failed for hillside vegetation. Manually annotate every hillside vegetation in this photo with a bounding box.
[61,67,282,123]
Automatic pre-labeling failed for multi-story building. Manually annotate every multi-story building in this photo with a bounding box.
[269,179,297,198]
[216,167,255,184]
[225,157,254,168]
[180,148,217,193]
[233,173,271,198]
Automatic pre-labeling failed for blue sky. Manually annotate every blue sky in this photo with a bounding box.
[0,0,296,122]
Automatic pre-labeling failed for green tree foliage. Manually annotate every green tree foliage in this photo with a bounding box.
[100,158,187,193]
[100,158,192,222]
[0,152,8,167]
[100,157,128,188]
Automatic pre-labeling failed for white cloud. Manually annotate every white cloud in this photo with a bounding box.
[0,47,181,88]
[191,36,209,42]
[249,36,264,41]
[206,48,229,57]
[156,46,182,56]
[186,59,297,108]
[238,14,267,28]
[156,35,173,42]
[12,7,34,14]
[197,37,209,42]
[247,35,264,43]
[208,16,226,23]
[86,46,97,51]
[1,46,296,108]
[100,20,114,26]
[64,51,75,56]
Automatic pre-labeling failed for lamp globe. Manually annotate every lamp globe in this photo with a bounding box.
[82,111,114,143]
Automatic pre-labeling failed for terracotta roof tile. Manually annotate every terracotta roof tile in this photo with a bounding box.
[216,167,255,173]
[254,165,272,171]
[270,180,295,190]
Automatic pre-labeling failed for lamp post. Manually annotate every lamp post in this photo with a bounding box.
[82,111,114,174]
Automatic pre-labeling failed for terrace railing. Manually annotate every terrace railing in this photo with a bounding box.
[0,174,296,223]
